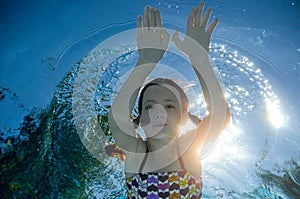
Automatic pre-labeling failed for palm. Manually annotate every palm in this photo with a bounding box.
[186,26,211,52]
[136,6,169,64]
[174,2,218,53]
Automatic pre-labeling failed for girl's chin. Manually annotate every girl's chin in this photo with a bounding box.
[152,124,168,128]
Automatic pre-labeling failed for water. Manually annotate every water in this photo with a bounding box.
[0,0,299,198]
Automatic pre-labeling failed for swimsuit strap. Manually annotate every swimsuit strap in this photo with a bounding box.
[177,139,186,170]
[138,145,149,173]
[178,154,186,170]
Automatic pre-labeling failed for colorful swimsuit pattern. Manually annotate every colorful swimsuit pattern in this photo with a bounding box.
[126,170,202,199]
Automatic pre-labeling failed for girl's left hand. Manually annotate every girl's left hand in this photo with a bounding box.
[172,2,218,54]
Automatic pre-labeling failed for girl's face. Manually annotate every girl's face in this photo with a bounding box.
[140,84,185,139]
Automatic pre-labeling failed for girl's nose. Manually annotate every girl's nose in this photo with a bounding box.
[154,113,165,119]
[149,104,167,120]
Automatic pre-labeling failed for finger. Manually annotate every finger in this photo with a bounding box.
[195,1,204,27]
[172,30,185,52]
[171,30,180,43]
[207,18,218,34]
[163,29,170,40]
[172,30,183,47]
[200,7,212,28]
[155,10,162,28]
[136,15,143,35]
[162,29,170,47]
[187,7,197,28]
[149,7,155,27]
[143,5,150,29]
[137,15,142,29]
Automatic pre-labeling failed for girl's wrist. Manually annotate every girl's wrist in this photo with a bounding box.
[180,36,209,59]
[189,53,209,69]
[132,60,156,77]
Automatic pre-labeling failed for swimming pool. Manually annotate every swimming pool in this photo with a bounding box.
[0,0,299,198]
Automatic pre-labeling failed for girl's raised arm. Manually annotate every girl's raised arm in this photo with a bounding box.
[108,6,169,152]
[172,2,230,153]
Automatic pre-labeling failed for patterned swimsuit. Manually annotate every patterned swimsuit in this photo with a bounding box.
[126,147,203,198]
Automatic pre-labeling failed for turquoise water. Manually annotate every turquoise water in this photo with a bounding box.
[1,0,299,198]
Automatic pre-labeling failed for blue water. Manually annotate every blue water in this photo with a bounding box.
[0,0,299,198]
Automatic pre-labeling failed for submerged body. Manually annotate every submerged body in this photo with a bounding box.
[108,2,231,198]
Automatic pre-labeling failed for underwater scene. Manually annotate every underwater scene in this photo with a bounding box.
[0,0,299,198]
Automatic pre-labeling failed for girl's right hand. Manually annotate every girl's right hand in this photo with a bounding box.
[136,6,170,64]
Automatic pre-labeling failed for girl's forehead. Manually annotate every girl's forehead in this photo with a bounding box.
[143,84,181,102]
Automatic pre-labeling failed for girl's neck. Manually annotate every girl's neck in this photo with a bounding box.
[145,137,182,173]
[146,137,177,152]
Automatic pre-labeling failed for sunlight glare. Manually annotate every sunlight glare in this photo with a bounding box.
[178,119,197,137]
[265,98,284,128]
[201,124,249,162]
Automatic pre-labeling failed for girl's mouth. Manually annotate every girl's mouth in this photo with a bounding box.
[152,124,168,128]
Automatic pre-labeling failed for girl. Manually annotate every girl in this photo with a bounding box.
[108,2,231,198]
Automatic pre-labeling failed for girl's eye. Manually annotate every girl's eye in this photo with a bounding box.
[145,105,152,110]
[166,105,175,109]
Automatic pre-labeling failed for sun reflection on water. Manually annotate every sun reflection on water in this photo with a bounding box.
[190,43,285,166]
